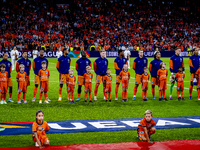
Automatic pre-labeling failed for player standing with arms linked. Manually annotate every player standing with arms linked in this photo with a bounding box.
[132,50,148,100]
[32,50,49,102]
[0,53,14,102]
[114,50,127,100]
[93,49,108,101]
[56,48,71,101]
[169,48,184,100]
[189,48,200,99]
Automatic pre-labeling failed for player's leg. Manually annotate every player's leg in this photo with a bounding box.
[33,75,40,101]
[7,78,13,102]
[103,80,106,100]
[138,130,147,142]
[189,74,194,99]
[115,75,121,100]
[84,87,88,102]
[170,81,175,100]
[133,84,139,100]
[122,86,126,101]
[125,88,128,101]
[149,127,156,137]
[17,91,22,104]
[58,84,63,101]
[76,85,82,101]
[43,140,50,146]
[94,82,100,100]
[105,86,108,102]
[198,89,200,100]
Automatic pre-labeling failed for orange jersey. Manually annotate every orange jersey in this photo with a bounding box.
[67,75,76,85]
[157,69,168,80]
[119,70,130,81]
[104,75,112,84]
[0,71,8,82]
[32,121,49,139]
[141,73,150,83]
[137,118,155,131]
[38,69,50,81]
[16,72,27,82]
[175,72,185,83]
[83,73,93,83]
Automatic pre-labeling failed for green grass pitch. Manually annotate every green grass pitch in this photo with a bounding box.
[0,57,200,148]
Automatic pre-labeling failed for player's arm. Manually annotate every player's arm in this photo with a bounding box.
[93,62,97,72]
[10,64,12,73]
[46,59,49,69]
[38,70,41,81]
[128,72,130,80]
[119,71,122,79]
[29,62,31,72]
[56,60,60,71]
[170,59,173,74]
[143,126,151,143]
[114,62,120,70]
[182,59,185,72]
[16,73,19,82]
[48,70,50,78]
[16,62,19,72]
[175,73,178,82]
[32,60,35,71]
[146,59,148,67]
[33,132,43,148]
[75,62,79,71]
[132,61,136,70]
[166,69,168,76]
[149,63,152,72]
[157,70,160,79]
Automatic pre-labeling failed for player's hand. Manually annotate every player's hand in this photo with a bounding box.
[37,126,43,131]
[39,146,45,149]
[147,140,153,143]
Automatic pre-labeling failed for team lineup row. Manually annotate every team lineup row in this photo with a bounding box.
[0,47,200,104]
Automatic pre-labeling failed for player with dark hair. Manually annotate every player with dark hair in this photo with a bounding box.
[76,51,91,101]
[114,49,127,100]
[56,48,71,101]
[149,51,163,100]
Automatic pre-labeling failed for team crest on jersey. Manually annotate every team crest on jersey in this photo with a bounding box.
[110,77,112,80]
[127,73,128,75]
[41,88,44,91]
[90,75,91,78]
[4,74,6,76]
[68,88,70,90]
[23,75,25,77]
[182,75,184,77]
[140,131,144,134]
[177,87,179,90]
[122,84,124,86]
[148,125,152,127]
[165,71,166,73]
[97,80,99,82]
[144,60,146,63]
[73,78,74,80]
[46,72,48,74]
[0,89,2,92]
[136,81,137,83]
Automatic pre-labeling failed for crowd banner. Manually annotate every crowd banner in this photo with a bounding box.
[90,51,189,58]
[0,50,188,58]
[0,51,90,58]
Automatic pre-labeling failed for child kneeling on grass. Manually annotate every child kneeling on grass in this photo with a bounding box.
[32,110,50,148]
[137,110,156,143]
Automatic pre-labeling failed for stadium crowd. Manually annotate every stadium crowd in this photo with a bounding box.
[0,0,200,52]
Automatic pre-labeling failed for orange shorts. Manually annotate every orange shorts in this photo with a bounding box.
[142,82,148,90]
[0,82,8,93]
[151,77,159,85]
[7,78,12,87]
[77,75,84,85]
[96,75,104,84]
[67,84,75,93]
[159,80,167,90]
[135,74,142,85]
[122,80,129,88]
[40,81,48,92]
[26,76,30,86]
[177,82,184,91]
[190,73,195,82]
[34,75,40,85]
[116,75,121,84]
[105,84,112,92]
[18,81,27,93]
[59,73,68,84]
[85,83,92,93]
[137,129,145,141]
